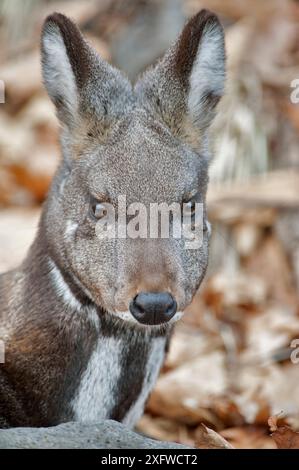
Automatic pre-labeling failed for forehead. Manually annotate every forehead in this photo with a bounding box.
[80,111,208,203]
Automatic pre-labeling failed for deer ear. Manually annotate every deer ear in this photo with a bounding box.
[41,13,92,127]
[42,13,133,133]
[135,9,226,149]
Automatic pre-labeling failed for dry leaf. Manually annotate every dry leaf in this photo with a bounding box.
[148,351,227,426]
[137,414,193,447]
[268,416,299,449]
[164,326,221,370]
[195,424,234,449]
[221,426,276,449]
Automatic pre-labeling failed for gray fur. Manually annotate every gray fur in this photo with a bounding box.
[0,10,225,428]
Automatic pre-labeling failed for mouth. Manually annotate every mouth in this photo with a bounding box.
[114,309,183,327]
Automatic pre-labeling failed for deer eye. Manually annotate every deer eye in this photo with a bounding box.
[90,198,108,220]
[183,199,197,217]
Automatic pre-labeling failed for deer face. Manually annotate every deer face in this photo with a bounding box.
[41,11,225,327]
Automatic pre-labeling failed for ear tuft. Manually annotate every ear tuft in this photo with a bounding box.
[42,13,91,90]
[184,11,225,131]
[41,12,133,133]
[174,10,222,87]
[41,13,92,125]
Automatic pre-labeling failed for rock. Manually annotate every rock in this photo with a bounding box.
[0,420,191,449]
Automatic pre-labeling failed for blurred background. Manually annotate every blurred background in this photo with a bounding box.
[1,0,299,449]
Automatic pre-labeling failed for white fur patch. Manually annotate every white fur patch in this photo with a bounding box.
[72,336,123,422]
[48,259,99,330]
[115,310,140,324]
[49,259,82,312]
[123,336,166,427]
[65,220,78,239]
[169,310,183,324]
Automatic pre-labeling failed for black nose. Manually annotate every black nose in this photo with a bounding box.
[129,292,177,325]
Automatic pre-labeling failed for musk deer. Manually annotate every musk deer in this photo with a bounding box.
[0,9,225,428]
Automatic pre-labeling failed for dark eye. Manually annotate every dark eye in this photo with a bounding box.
[183,199,197,217]
[90,199,108,220]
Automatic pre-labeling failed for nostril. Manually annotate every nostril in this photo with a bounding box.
[166,303,174,315]
[133,294,145,313]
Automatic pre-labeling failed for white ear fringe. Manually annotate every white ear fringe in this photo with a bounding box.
[188,22,225,129]
[42,24,78,113]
